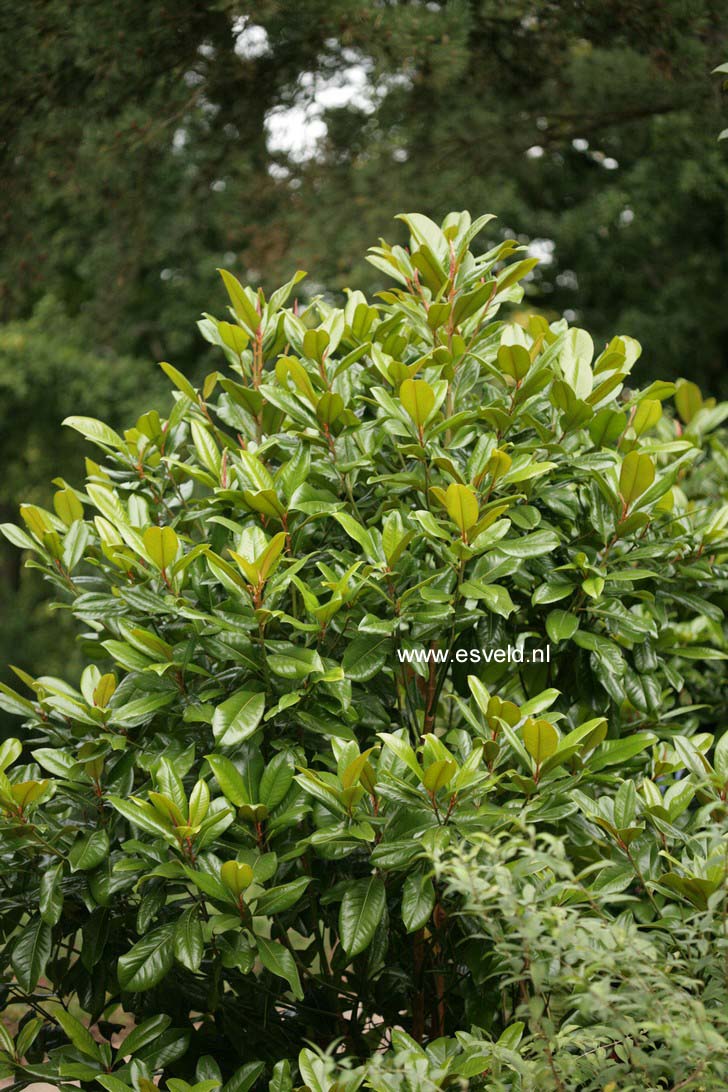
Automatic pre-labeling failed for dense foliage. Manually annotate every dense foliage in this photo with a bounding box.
[2,0,728,714]
[1,212,727,1090]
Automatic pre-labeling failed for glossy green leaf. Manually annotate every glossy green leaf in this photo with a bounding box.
[53,1006,100,1060]
[118,924,175,991]
[545,610,579,642]
[339,876,386,957]
[68,828,110,871]
[11,917,52,992]
[212,690,265,747]
[174,908,204,972]
[39,863,64,925]
[255,936,303,1000]
[401,873,435,933]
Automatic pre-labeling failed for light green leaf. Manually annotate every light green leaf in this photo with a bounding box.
[713,733,728,781]
[220,860,253,897]
[400,378,435,428]
[559,328,594,399]
[63,416,126,451]
[259,752,295,810]
[632,399,661,436]
[159,360,197,400]
[460,581,514,617]
[143,525,179,570]
[218,269,261,333]
[53,487,84,526]
[674,380,703,424]
[0,737,22,773]
[444,483,479,534]
[614,780,637,829]
[619,451,655,508]
[522,719,559,766]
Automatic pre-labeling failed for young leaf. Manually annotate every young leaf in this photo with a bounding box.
[444,483,479,534]
[522,719,559,766]
[143,525,179,570]
[619,451,655,508]
[205,754,248,807]
[400,378,435,428]
[614,780,637,829]
[220,860,254,898]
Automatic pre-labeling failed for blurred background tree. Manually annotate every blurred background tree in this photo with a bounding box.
[1,0,727,720]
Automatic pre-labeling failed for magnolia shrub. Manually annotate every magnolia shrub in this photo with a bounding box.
[1,212,727,1090]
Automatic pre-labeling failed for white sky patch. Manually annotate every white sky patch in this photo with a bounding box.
[268,162,291,181]
[265,52,408,162]
[528,238,555,264]
[557,270,579,291]
[266,106,328,161]
[572,138,589,152]
[232,18,271,60]
[526,145,545,159]
[620,207,634,225]
[590,150,619,170]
